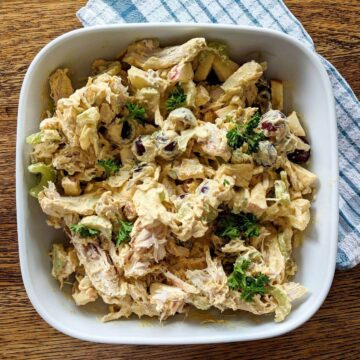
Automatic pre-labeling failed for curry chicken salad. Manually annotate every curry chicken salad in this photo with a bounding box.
[26,38,316,323]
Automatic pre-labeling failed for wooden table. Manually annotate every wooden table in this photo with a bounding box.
[1,1,359,358]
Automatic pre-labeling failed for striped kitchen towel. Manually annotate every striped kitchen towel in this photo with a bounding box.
[77,0,360,269]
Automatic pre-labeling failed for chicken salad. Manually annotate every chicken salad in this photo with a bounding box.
[26,37,316,323]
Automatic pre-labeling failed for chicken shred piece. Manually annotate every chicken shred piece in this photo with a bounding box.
[49,68,74,103]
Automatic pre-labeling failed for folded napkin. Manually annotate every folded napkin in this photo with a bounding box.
[77,0,360,269]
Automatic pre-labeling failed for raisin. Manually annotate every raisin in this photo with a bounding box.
[164,141,177,152]
[200,186,209,193]
[288,136,311,163]
[135,138,145,156]
[288,149,311,164]
[98,126,107,134]
[121,121,131,139]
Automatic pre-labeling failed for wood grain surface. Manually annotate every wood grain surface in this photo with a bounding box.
[0,1,359,359]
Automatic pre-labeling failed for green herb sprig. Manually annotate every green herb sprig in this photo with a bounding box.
[70,224,99,238]
[125,102,147,125]
[223,179,230,186]
[166,84,187,111]
[98,159,120,177]
[116,220,133,246]
[226,112,265,153]
[215,212,260,240]
[228,259,269,302]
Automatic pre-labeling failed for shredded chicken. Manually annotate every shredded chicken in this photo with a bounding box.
[49,68,74,103]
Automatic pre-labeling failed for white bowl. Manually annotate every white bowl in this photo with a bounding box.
[16,23,338,344]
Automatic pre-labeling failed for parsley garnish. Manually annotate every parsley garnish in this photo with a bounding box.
[116,220,133,246]
[166,84,187,111]
[226,112,265,153]
[98,159,120,177]
[215,212,260,240]
[125,102,147,125]
[228,259,269,302]
[70,224,99,238]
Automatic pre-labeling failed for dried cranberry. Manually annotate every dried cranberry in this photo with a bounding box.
[135,138,145,156]
[261,121,277,131]
[200,186,209,193]
[179,194,187,199]
[288,149,311,164]
[164,141,176,152]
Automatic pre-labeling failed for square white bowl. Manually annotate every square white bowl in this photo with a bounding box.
[16,23,338,344]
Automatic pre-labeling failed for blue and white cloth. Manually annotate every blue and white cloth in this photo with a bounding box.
[77,0,360,269]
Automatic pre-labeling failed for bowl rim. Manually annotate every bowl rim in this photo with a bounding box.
[16,23,338,344]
